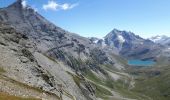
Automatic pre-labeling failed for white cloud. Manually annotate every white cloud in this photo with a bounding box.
[21,0,27,8]
[43,0,78,11]
[61,3,78,10]
[43,1,59,11]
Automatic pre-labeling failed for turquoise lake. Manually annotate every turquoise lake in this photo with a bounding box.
[128,60,155,66]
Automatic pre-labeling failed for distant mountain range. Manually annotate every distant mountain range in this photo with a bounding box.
[90,29,168,60]
[149,35,170,46]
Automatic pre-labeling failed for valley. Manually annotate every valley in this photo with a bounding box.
[0,0,169,100]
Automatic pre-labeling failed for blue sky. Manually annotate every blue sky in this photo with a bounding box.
[1,0,170,38]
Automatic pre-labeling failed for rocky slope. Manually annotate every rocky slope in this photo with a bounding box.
[0,0,170,100]
[0,0,138,100]
[94,29,162,60]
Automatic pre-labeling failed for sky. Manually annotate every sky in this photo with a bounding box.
[0,0,170,38]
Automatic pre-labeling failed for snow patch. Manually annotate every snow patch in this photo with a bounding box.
[101,41,107,47]
[94,40,98,43]
[117,35,125,43]
[21,0,27,8]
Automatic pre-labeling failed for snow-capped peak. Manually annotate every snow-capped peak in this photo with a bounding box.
[149,35,170,45]
[149,35,168,42]
[150,35,162,42]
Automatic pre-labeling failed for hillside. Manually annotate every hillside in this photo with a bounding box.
[0,0,136,100]
[0,0,169,100]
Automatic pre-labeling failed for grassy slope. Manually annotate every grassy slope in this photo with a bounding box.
[0,67,5,73]
[83,52,170,100]
[0,92,40,100]
[84,69,149,100]
[132,66,170,100]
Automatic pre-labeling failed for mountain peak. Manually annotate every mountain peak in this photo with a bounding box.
[110,28,134,36]
[111,28,124,34]
[8,0,27,9]
[112,28,120,32]
[106,29,133,39]
[104,28,146,51]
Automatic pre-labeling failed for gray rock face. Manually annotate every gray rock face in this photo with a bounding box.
[149,35,170,61]
[0,1,125,100]
[105,29,144,50]
[0,17,94,100]
[104,29,163,60]
[0,0,102,65]
[3,1,168,100]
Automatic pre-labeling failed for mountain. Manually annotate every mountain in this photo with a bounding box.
[104,29,145,51]
[0,1,138,100]
[149,35,170,62]
[149,35,170,46]
[0,1,170,100]
[104,29,164,60]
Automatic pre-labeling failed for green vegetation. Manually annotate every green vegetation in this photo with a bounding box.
[111,53,129,67]
[85,68,151,100]
[0,67,5,73]
[156,56,170,67]
[132,66,170,100]
[85,70,102,84]
[68,70,113,99]
[72,75,82,87]
[91,82,112,99]
[67,71,82,87]
[85,70,125,90]
[102,64,119,72]
[42,48,170,100]
[67,56,83,71]
[102,61,170,100]
[0,92,40,100]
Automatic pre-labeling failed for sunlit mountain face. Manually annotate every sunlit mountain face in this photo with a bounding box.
[0,0,169,100]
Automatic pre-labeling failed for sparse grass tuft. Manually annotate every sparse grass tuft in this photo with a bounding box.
[90,82,112,99]
[67,71,82,87]
[43,54,58,64]
[0,92,40,100]
[85,70,102,84]
[0,67,5,73]
[1,75,60,99]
